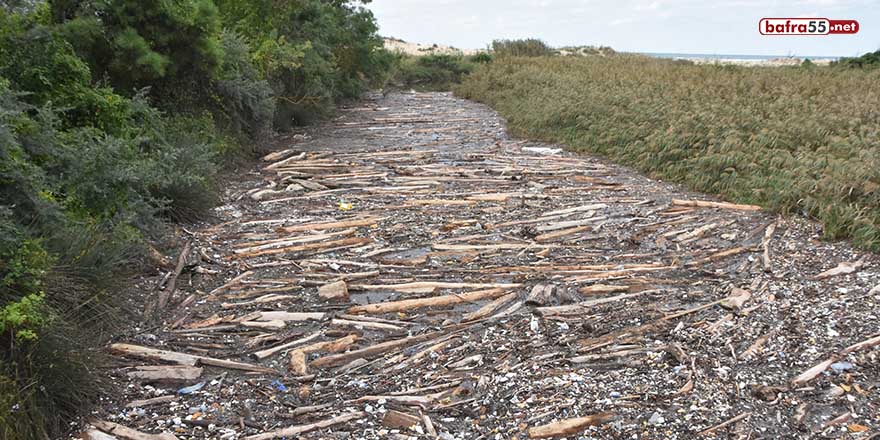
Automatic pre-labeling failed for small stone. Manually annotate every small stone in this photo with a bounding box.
[648,412,665,425]
[318,280,349,302]
[831,361,854,372]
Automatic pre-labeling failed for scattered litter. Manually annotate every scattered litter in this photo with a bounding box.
[830,361,854,372]
[177,382,206,395]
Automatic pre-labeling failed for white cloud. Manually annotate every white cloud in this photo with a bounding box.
[609,17,636,26]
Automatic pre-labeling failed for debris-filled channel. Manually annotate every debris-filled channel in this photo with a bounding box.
[84,91,879,439]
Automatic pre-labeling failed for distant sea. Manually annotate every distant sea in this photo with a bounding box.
[638,52,840,61]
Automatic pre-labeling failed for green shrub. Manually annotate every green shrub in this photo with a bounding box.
[391,54,476,90]
[56,0,224,110]
[832,49,880,69]
[215,0,390,128]
[470,52,493,64]
[456,56,880,250]
[491,38,554,57]
[214,30,275,142]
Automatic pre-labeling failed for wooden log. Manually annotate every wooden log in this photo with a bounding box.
[242,411,365,440]
[535,226,592,242]
[543,203,607,217]
[351,281,520,294]
[252,332,323,360]
[393,338,456,371]
[570,347,656,364]
[208,270,254,295]
[528,413,615,438]
[336,314,415,326]
[235,237,371,258]
[82,429,119,440]
[288,334,361,374]
[578,284,628,295]
[674,222,718,242]
[465,292,519,321]
[684,247,750,267]
[195,357,275,373]
[76,428,119,440]
[423,413,437,437]
[109,343,199,366]
[382,410,421,429]
[535,217,605,233]
[331,318,403,331]
[264,152,306,169]
[843,334,880,354]
[148,241,191,318]
[537,291,655,316]
[318,280,349,301]
[279,217,383,233]
[255,311,325,322]
[351,394,436,407]
[791,358,835,386]
[126,366,203,382]
[740,331,775,359]
[261,148,299,162]
[239,320,286,329]
[125,395,177,408]
[406,199,476,206]
[671,199,761,211]
[221,294,297,309]
[721,287,751,310]
[90,420,179,440]
[289,350,307,376]
[348,288,507,314]
[697,412,751,436]
[810,257,866,280]
[762,222,777,272]
[312,331,444,368]
[432,243,563,252]
[525,284,552,306]
[791,333,880,385]
[109,343,274,373]
[233,229,355,254]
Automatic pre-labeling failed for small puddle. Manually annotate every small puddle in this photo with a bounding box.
[349,290,397,305]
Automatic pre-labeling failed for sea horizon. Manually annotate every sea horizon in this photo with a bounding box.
[637,51,840,61]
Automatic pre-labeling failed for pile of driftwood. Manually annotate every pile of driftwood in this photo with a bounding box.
[86,92,880,440]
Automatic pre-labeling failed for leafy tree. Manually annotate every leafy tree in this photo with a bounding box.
[54,0,223,108]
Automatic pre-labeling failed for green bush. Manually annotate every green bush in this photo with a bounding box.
[491,38,554,57]
[456,56,880,249]
[215,0,390,128]
[214,30,275,142]
[470,52,493,64]
[832,49,880,69]
[390,54,476,90]
[56,0,224,110]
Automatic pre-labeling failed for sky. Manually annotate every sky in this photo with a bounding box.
[365,0,880,57]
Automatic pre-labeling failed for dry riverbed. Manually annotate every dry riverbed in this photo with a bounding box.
[79,92,879,439]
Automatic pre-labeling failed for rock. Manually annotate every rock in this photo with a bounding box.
[830,361,854,372]
[648,412,665,425]
[382,410,421,430]
[319,280,349,302]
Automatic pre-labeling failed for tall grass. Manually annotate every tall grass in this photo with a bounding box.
[456,56,880,250]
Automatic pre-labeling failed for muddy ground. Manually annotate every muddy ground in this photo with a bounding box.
[80,91,879,440]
